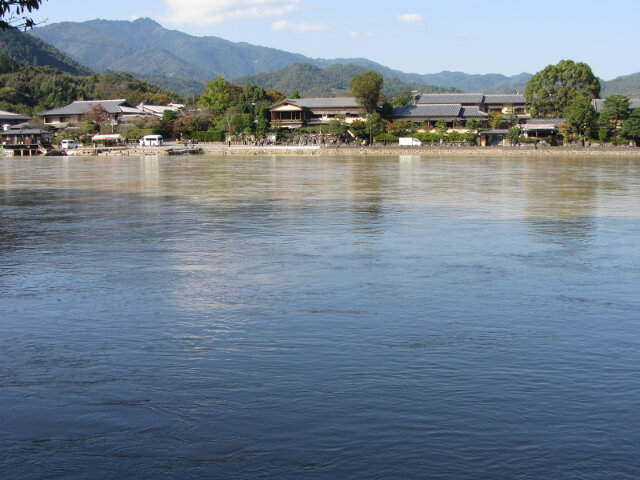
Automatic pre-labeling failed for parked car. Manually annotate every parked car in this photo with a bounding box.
[60,139,78,149]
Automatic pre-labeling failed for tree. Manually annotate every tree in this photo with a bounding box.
[563,96,595,138]
[348,119,368,139]
[392,91,413,107]
[0,0,45,30]
[367,112,386,138]
[86,104,108,126]
[256,105,270,138]
[434,119,448,135]
[621,108,640,145]
[524,60,600,117]
[598,94,630,139]
[327,117,348,137]
[489,111,503,129]
[466,119,480,131]
[349,71,383,114]
[509,126,521,143]
[290,89,300,99]
[199,75,239,115]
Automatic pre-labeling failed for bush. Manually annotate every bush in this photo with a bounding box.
[374,132,399,143]
[188,130,225,142]
[122,128,154,140]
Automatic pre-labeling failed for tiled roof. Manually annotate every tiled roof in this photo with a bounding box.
[418,93,484,104]
[592,98,640,113]
[39,99,136,116]
[393,104,464,118]
[0,128,50,135]
[417,93,525,105]
[461,106,489,118]
[522,118,564,130]
[288,97,360,109]
[483,94,526,104]
[0,110,31,121]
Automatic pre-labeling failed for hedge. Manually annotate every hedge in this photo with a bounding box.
[187,130,225,142]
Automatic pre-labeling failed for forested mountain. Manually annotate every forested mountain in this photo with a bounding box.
[30,18,534,95]
[601,73,640,98]
[0,54,183,115]
[0,27,91,76]
[234,63,459,98]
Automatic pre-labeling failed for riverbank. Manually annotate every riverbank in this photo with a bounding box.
[64,143,640,158]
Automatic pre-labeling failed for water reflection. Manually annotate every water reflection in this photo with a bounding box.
[2,154,640,479]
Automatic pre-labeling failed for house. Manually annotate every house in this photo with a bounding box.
[0,110,31,127]
[137,103,184,118]
[38,99,148,128]
[392,104,489,127]
[270,98,367,128]
[417,93,529,119]
[1,125,52,156]
[521,118,564,137]
[592,98,640,113]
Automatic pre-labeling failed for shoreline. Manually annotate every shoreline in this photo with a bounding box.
[65,143,640,158]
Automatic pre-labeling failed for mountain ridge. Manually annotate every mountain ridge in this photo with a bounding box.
[30,18,533,95]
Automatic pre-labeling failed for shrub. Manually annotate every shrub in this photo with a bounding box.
[188,130,225,142]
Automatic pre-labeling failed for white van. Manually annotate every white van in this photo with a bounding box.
[139,135,164,146]
[60,139,78,149]
[399,137,423,147]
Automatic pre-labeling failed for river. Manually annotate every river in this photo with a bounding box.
[1,154,640,479]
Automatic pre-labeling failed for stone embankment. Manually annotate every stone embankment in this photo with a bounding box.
[68,143,640,157]
[194,144,640,157]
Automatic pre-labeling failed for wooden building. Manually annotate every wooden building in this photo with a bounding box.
[270,98,367,128]
[1,127,52,156]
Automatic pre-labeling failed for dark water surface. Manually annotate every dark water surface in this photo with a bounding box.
[1,154,640,479]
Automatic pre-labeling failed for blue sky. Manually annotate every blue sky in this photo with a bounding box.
[28,0,638,80]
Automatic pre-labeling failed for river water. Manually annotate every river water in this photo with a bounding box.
[1,154,640,479]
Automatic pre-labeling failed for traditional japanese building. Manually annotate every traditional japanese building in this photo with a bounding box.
[391,104,489,127]
[38,99,148,128]
[270,98,367,128]
[1,126,52,156]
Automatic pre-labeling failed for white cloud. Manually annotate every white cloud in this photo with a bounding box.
[165,0,300,26]
[397,13,424,25]
[271,19,329,33]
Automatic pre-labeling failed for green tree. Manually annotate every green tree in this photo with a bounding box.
[231,113,254,135]
[367,112,386,138]
[598,94,630,139]
[349,119,368,139]
[328,116,348,137]
[239,83,267,104]
[509,126,521,143]
[392,91,413,107]
[349,71,383,114]
[466,119,480,130]
[0,0,44,30]
[290,89,300,99]
[489,112,503,129]
[524,59,600,117]
[256,105,270,138]
[434,119,448,135]
[563,96,596,138]
[199,75,238,114]
[621,108,640,145]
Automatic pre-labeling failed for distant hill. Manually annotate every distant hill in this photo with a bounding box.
[30,18,534,96]
[234,63,459,97]
[601,73,640,98]
[0,27,92,76]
